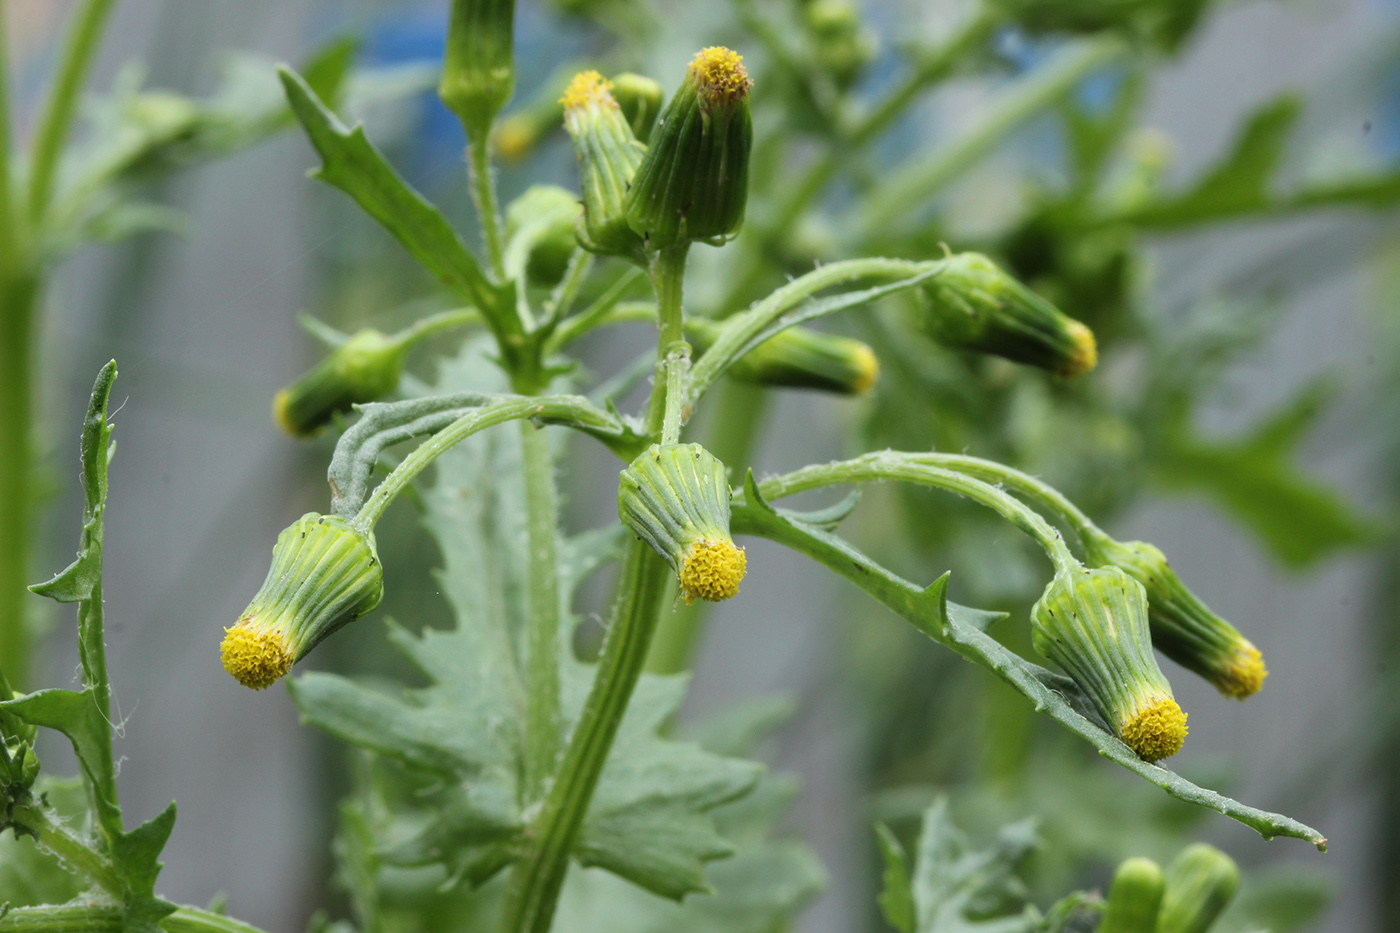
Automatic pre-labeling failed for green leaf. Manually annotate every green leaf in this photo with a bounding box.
[277,67,517,348]
[731,473,1328,849]
[909,799,1040,933]
[7,363,177,931]
[877,823,916,933]
[1153,381,1378,567]
[1128,96,1300,228]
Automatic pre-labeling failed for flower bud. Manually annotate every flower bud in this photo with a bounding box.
[625,47,753,249]
[1085,535,1267,699]
[918,253,1097,378]
[506,184,582,286]
[610,72,664,143]
[686,318,878,394]
[1098,857,1164,933]
[562,71,648,261]
[618,444,746,603]
[803,0,876,89]
[222,513,384,689]
[1157,844,1240,933]
[274,329,407,438]
[1031,566,1187,762]
[439,0,516,140]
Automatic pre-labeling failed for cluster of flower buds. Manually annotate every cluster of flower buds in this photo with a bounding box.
[1084,533,1267,700]
[1100,845,1239,933]
[801,0,876,90]
[1031,566,1187,762]
[274,329,408,438]
[917,252,1098,378]
[686,318,879,395]
[618,444,747,603]
[221,513,383,690]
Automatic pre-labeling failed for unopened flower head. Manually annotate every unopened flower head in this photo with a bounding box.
[610,72,664,143]
[686,319,879,395]
[222,513,383,690]
[1085,534,1267,699]
[438,0,515,140]
[618,443,746,603]
[1157,844,1240,933]
[506,184,582,286]
[274,329,406,438]
[1031,566,1187,762]
[918,253,1097,378]
[625,47,753,249]
[1099,857,1165,933]
[562,70,647,261]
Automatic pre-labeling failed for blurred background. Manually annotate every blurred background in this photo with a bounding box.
[8,0,1400,930]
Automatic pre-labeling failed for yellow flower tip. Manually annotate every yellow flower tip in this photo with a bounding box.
[562,70,616,112]
[495,117,533,161]
[1121,696,1188,762]
[679,537,747,603]
[689,47,752,105]
[221,623,294,690]
[272,388,301,438]
[1218,643,1267,700]
[851,344,880,393]
[1061,320,1098,378]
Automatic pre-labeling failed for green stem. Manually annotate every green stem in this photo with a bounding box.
[0,0,18,262]
[544,247,593,325]
[16,801,122,894]
[0,270,38,691]
[0,904,271,933]
[518,418,562,801]
[908,452,1100,540]
[643,245,689,436]
[351,395,624,531]
[855,35,1127,237]
[688,256,941,402]
[27,0,117,224]
[394,307,481,349]
[755,452,1078,572]
[468,137,508,282]
[496,536,671,933]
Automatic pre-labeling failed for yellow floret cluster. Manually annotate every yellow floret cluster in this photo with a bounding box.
[1218,643,1268,700]
[689,47,752,104]
[1061,320,1098,379]
[851,344,880,393]
[221,623,295,691]
[1121,696,1188,763]
[562,70,616,111]
[678,537,747,603]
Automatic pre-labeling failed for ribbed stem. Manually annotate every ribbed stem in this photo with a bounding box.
[518,418,562,801]
[0,269,38,690]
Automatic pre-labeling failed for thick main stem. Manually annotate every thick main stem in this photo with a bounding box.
[27,0,117,222]
[0,270,38,690]
[643,245,689,436]
[496,537,670,933]
[518,417,562,800]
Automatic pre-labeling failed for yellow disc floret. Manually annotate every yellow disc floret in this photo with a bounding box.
[679,537,747,603]
[1121,696,1188,762]
[851,344,880,393]
[689,47,752,104]
[1218,643,1267,700]
[221,623,295,691]
[1062,320,1098,378]
[562,70,616,111]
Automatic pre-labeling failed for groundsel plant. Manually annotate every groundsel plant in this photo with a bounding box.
[20,0,1400,929]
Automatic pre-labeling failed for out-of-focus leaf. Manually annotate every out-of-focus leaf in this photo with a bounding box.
[1212,865,1330,933]
[1127,96,1300,228]
[1153,381,1378,567]
[877,823,917,933]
